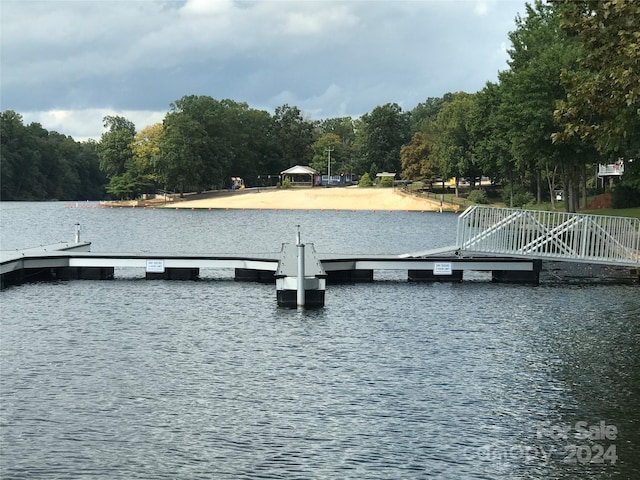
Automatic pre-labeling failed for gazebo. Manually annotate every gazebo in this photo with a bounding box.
[281,165,318,186]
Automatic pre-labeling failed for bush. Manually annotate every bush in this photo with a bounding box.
[502,187,535,208]
[612,185,640,208]
[467,189,489,204]
[359,172,373,187]
[281,177,292,189]
[512,192,535,208]
[379,176,393,188]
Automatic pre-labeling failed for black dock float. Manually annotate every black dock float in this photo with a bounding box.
[327,269,374,283]
[146,267,199,280]
[408,269,463,282]
[234,268,275,283]
[56,266,115,281]
[277,289,325,308]
[492,259,542,285]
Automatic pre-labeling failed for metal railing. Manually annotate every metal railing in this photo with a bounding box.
[457,206,640,266]
[598,162,624,177]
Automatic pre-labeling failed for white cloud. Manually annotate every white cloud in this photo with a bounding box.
[474,0,490,16]
[280,5,358,36]
[179,0,235,17]
[20,109,167,142]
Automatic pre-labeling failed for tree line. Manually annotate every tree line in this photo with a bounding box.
[2,0,638,210]
[1,110,107,200]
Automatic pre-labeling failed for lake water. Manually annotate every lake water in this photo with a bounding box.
[1,202,639,479]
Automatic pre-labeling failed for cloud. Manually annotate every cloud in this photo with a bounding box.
[20,109,166,143]
[1,0,527,140]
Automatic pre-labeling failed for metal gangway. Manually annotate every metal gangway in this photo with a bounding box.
[457,206,640,267]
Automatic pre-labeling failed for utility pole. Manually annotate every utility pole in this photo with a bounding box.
[325,146,335,186]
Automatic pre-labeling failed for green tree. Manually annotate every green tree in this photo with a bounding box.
[409,93,454,134]
[310,133,349,174]
[1,110,106,200]
[553,0,640,204]
[358,172,373,187]
[167,95,234,190]
[1,110,32,199]
[431,92,481,195]
[221,101,277,186]
[271,104,315,171]
[471,82,514,184]
[554,0,640,158]
[359,103,411,174]
[97,115,136,197]
[316,117,356,148]
[131,123,162,187]
[400,132,436,182]
[158,111,208,195]
[500,1,585,210]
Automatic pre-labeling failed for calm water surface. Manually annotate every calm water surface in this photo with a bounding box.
[1,202,639,479]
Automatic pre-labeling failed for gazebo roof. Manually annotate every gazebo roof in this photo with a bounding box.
[281,165,318,175]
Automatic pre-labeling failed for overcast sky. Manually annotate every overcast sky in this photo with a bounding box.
[1,0,528,141]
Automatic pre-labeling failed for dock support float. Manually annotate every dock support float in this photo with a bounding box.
[492,260,542,285]
[57,267,115,281]
[408,269,463,283]
[327,269,374,283]
[275,228,326,308]
[234,268,275,283]
[146,268,199,280]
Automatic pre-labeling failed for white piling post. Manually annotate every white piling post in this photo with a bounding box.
[296,225,305,308]
[75,223,81,243]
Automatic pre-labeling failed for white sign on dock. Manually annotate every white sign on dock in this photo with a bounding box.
[434,262,453,275]
[146,259,165,273]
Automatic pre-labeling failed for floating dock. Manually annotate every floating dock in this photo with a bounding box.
[1,240,545,307]
[5,204,638,306]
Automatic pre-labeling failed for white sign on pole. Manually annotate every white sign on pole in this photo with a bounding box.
[146,259,165,273]
[433,262,453,275]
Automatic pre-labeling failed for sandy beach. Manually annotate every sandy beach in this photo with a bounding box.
[167,187,448,211]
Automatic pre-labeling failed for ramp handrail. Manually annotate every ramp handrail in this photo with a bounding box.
[457,206,640,266]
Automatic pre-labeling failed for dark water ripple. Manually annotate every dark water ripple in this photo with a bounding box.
[2,281,639,479]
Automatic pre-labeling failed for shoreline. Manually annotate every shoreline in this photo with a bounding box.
[151,187,453,212]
